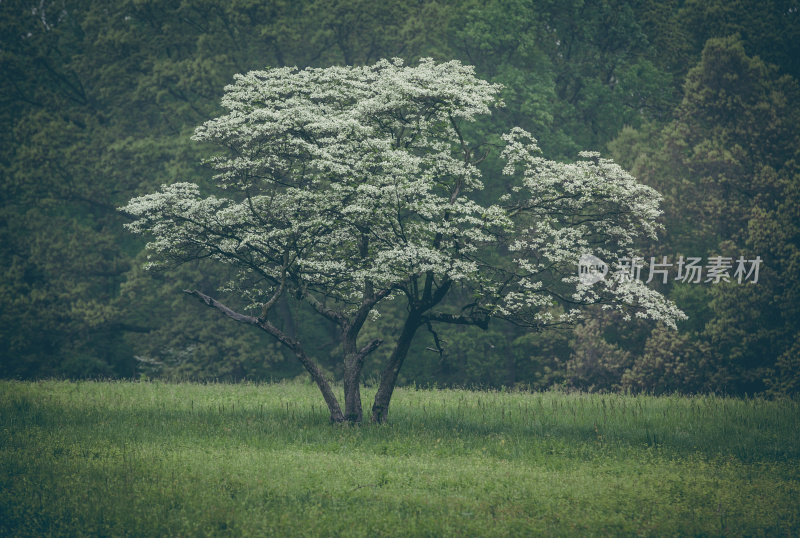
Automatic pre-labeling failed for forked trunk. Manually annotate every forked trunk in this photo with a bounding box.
[340,324,384,423]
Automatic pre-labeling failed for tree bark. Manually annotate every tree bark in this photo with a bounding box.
[343,335,383,422]
[371,309,422,423]
[342,335,362,423]
[339,281,386,422]
[343,359,362,422]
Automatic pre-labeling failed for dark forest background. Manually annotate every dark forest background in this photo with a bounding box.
[2,0,799,395]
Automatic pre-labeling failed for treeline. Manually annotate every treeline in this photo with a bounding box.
[1,0,798,394]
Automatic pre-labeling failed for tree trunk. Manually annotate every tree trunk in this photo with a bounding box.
[340,317,383,423]
[371,309,422,423]
[343,331,363,422]
[342,334,383,422]
[343,355,363,423]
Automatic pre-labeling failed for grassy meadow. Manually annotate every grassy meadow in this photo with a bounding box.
[1,380,798,536]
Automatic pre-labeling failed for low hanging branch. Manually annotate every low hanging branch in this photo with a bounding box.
[184,289,346,422]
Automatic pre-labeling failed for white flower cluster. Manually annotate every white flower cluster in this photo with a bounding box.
[495,128,684,328]
[121,59,683,329]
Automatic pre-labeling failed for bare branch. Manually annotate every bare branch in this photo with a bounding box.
[424,311,490,331]
[185,288,344,421]
[355,338,383,363]
[424,319,445,357]
[184,289,260,326]
[303,288,348,327]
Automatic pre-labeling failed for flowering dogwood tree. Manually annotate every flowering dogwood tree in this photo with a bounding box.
[122,58,683,423]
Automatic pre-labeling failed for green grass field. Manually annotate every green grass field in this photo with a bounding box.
[1,380,798,536]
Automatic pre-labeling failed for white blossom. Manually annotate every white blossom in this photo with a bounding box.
[121,59,684,330]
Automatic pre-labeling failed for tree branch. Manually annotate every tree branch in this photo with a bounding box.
[185,288,345,421]
[424,311,490,330]
[355,338,383,363]
[303,289,348,327]
[184,289,260,325]
[424,319,445,356]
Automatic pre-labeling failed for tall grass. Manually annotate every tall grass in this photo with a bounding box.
[1,380,798,536]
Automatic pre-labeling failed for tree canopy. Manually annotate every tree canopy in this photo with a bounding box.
[122,59,682,421]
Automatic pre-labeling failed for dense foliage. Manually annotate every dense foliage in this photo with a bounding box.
[2,0,798,395]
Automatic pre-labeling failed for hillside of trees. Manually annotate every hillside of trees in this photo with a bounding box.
[2,0,798,395]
